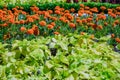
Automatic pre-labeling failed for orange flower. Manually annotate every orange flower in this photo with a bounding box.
[115,38,120,43]
[27,29,34,35]
[32,25,38,30]
[12,7,18,11]
[87,23,94,27]
[20,26,26,32]
[70,8,75,13]
[101,15,106,20]
[108,9,113,12]
[85,6,90,10]
[8,19,14,24]
[39,21,46,26]
[26,17,34,23]
[114,20,119,25]
[51,17,57,21]
[82,19,87,23]
[31,14,39,20]
[19,20,25,24]
[64,10,70,13]
[59,17,66,21]
[61,8,65,11]
[31,25,40,36]
[69,23,76,28]
[97,14,106,20]
[50,22,55,27]
[80,4,84,8]
[116,12,120,15]
[34,28,40,36]
[54,31,59,35]
[76,18,81,23]
[55,6,60,10]
[98,25,103,30]
[111,34,115,38]
[65,20,69,23]
[100,6,106,11]
[2,23,8,27]
[90,7,98,13]
[55,10,60,15]
[116,7,120,11]
[78,12,83,17]
[92,24,97,29]
[67,15,73,21]
[80,32,85,35]
[30,6,39,12]
[34,29,40,36]
[47,24,54,29]
[87,18,92,22]
[48,10,53,14]
[109,12,116,18]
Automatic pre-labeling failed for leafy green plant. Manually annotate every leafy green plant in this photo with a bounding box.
[0,34,120,79]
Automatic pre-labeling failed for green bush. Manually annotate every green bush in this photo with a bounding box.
[0,2,120,12]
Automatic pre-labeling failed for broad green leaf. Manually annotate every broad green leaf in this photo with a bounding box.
[58,42,68,50]
[60,55,69,65]
[29,49,44,60]
[65,75,74,80]
[45,61,53,69]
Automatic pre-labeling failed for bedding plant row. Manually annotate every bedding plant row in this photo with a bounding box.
[0,0,66,5]
[0,34,120,79]
[0,3,120,46]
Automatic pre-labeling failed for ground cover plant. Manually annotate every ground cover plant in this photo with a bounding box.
[0,0,66,5]
[0,34,120,80]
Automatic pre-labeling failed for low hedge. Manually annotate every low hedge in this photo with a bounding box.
[0,2,120,12]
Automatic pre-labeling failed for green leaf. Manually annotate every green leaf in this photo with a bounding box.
[45,61,53,69]
[0,66,6,79]
[29,49,44,60]
[60,55,69,65]
[65,75,74,80]
[116,44,120,50]
[58,42,68,51]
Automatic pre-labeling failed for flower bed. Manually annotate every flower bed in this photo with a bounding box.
[0,4,120,46]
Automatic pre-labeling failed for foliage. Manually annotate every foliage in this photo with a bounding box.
[0,2,120,10]
[0,34,120,79]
